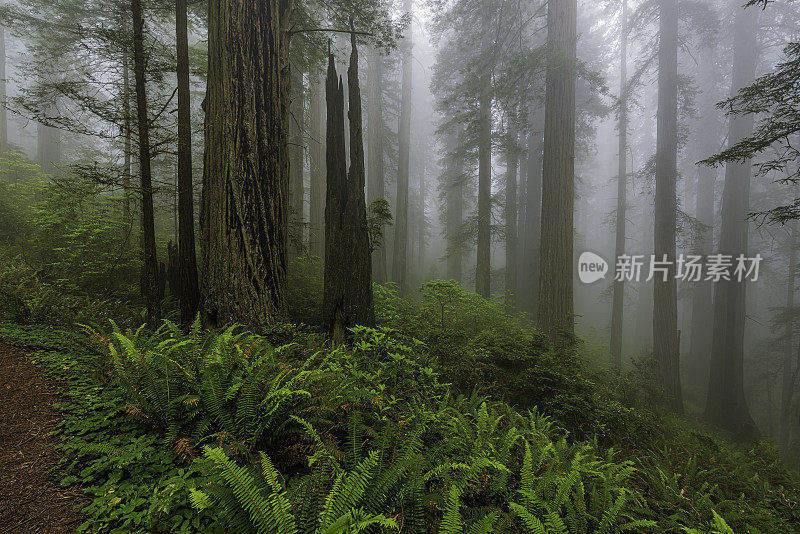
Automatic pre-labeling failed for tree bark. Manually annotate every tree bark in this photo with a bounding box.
[653,0,683,413]
[538,0,577,342]
[611,0,628,368]
[289,66,305,259]
[131,0,161,329]
[176,0,200,327]
[392,0,412,296]
[200,0,290,329]
[705,2,760,440]
[309,74,325,258]
[505,111,519,312]
[323,37,375,343]
[367,46,387,283]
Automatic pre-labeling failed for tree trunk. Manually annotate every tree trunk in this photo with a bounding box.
[309,74,325,258]
[705,2,760,440]
[611,0,628,368]
[392,0,412,296]
[131,0,161,329]
[37,107,60,175]
[323,37,375,343]
[418,161,425,275]
[521,108,544,317]
[122,54,133,223]
[475,2,493,298]
[289,66,305,259]
[781,220,797,452]
[505,111,519,312]
[367,47,387,283]
[538,0,577,342]
[687,44,718,391]
[445,132,464,283]
[200,0,290,329]
[176,0,200,327]
[0,25,7,153]
[653,0,683,413]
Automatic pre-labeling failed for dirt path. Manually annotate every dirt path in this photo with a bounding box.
[0,341,85,533]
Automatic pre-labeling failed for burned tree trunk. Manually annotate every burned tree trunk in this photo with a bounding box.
[200,0,290,328]
[323,35,375,343]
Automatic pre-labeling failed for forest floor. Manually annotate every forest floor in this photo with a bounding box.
[0,341,85,533]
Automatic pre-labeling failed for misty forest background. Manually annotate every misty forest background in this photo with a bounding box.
[3,0,800,532]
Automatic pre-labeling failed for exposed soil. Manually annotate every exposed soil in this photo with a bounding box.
[0,341,85,533]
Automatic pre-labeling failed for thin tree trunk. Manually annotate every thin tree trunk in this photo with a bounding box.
[611,0,628,368]
[323,37,375,343]
[445,132,464,283]
[475,1,493,298]
[781,220,797,452]
[705,2,760,440]
[688,45,718,391]
[122,54,132,223]
[505,111,519,312]
[0,25,7,153]
[522,108,544,317]
[131,0,161,329]
[200,0,290,328]
[37,111,60,175]
[176,0,200,327]
[367,46,387,283]
[393,0,412,296]
[538,0,577,342]
[289,66,305,259]
[309,74,325,258]
[418,161,425,275]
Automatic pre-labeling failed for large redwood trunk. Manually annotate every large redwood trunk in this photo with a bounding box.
[200,0,290,328]
[538,0,577,342]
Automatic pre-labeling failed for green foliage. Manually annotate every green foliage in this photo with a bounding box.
[6,318,800,533]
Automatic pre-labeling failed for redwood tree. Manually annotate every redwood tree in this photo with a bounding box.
[653,0,683,413]
[705,2,760,440]
[538,0,577,342]
[200,0,290,328]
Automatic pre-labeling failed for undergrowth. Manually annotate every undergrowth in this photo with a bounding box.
[0,310,799,533]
